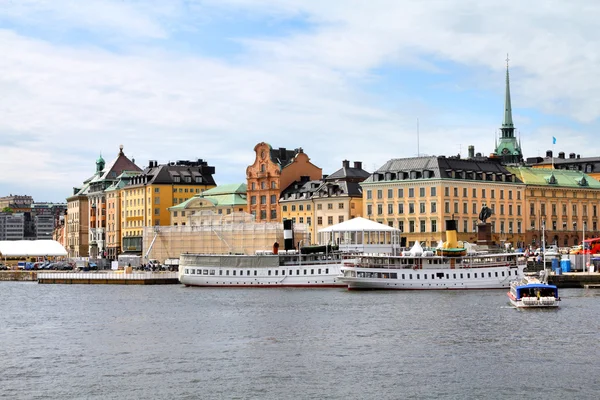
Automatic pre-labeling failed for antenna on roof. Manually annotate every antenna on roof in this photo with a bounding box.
[417,118,420,157]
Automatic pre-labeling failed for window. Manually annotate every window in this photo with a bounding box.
[154,208,159,215]
[388,204,394,214]
[409,220,415,233]
[454,202,459,213]
[453,187,458,197]
[377,204,383,215]
[472,202,477,214]
[317,217,323,225]
[463,188,467,197]
[482,189,486,199]
[509,205,513,216]
[419,187,425,197]
[328,216,333,225]
[388,189,393,199]
[338,203,344,209]
[517,205,521,216]
[282,205,287,212]
[420,220,426,232]
[260,210,266,219]
[154,197,160,204]
[291,205,296,211]
[399,221,404,232]
[431,220,437,232]
[307,217,311,225]
[472,188,477,198]
[271,182,276,189]
[431,202,437,213]
[431,187,437,196]
[367,190,372,200]
[367,204,372,216]
[338,216,344,223]
[251,183,256,190]
[299,204,304,211]
[491,189,495,199]
[328,203,333,210]
[398,203,404,214]
[445,187,449,196]
[409,203,415,214]
[500,190,504,200]
[377,190,383,199]
[261,182,266,189]
[317,204,322,210]
[508,191,513,200]
[270,209,277,219]
[463,202,468,214]
[463,220,468,233]
[270,195,276,204]
[398,188,404,198]
[420,203,426,213]
[154,188,159,193]
[445,202,450,213]
[409,188,415,198]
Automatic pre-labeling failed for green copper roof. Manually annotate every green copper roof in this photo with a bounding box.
[507,166,600,188]
[96,153,105,164]
[169,193,247,210]
[202,183,247,196]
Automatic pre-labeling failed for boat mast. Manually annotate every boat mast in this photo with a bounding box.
[542,221,546,279]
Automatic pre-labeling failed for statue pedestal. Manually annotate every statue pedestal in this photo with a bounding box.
[477,223,494,247]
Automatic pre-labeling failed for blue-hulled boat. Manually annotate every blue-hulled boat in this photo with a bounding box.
[507,273,560,308]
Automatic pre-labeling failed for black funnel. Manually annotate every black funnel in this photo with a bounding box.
[445,220,457,232]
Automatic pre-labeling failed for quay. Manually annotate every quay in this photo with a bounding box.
[0,271,179,285]
[549,272,600,288]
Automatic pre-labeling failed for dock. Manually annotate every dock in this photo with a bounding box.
[37,272,180,285]
[548,272,600,288]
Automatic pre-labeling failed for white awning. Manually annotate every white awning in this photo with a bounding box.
[318,217,400,233]
[0,240,68,257]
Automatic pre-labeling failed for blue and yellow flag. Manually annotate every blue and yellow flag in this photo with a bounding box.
[552,136,557,145]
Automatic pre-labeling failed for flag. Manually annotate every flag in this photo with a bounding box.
[552,136,557,145]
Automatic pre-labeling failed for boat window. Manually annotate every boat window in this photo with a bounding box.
[474,273,477,278]
[304,269,307,275]
[409,274,413,279]
[453,274,456,279]
[275,270,278,275]
[460,274,463,279]
[311,269,314,274]
[297,270,300,275]
[203,269,208,275]
[488,272,491,277]
[289,270,292,275]
[210,270,215,275]
[282,270,285,275]
[501,271,505,277]
[268,270,271,276]
[467,273,470,278]
[424,274,427,279]
[416,274,420,279]
[185,269,189,274]
[402,274,405,279]
[325,268,329,274]
[247,270,250,276]
[239,270,244,276]
[219,270,223,276]
[391,273,397,279]
[495,272,498,277]
[446,274,449,279]
[318,269,321,274]
[254,270,257,276]
[226,270,229,276]
[233,270,236,276]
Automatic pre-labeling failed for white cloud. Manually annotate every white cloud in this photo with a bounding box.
[1,0,600,202]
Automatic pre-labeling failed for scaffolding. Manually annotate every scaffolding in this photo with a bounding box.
[142,211,309,263]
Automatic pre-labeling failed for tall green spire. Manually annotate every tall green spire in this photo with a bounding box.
[501,54,515,137]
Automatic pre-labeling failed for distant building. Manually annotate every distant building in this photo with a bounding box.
[246,143,322,222]
[0,212,25,240]
[527,151,600,182]
[105,171,142,260]
[31,203,67,239]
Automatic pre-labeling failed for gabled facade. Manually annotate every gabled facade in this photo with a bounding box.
[362,156,526,247]
[169,183,247,226]
[121,159,216,255]
[246,143,322,222]
[507,167,600,247]
[105,171,141,260]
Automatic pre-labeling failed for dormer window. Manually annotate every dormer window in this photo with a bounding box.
[546,174,557,185]
[185,176,191,183]
[578,176,588,186]
[174,176,181,183]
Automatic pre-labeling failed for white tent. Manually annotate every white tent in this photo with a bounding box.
[318,217,400,254]
[0,240,68,257]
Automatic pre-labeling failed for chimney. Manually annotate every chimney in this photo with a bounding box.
[577,154,580,159]
[353,161,362,169]
[569,153,576,159]
[558,152,565,159]
[323,174,329,180]
[279,147,286,159]
[476,152,482,157]
[546,150,553,158]
[342,160,350,168]
[468,145,475,159]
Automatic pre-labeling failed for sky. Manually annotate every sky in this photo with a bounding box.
[2,0,600,203]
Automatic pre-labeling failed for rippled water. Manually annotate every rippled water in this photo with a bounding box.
[1,282,599,399]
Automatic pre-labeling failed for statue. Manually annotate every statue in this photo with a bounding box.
[479,205,493,223]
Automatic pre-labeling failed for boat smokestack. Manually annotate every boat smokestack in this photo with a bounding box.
[283,219,294,251]
[444,220,459,249]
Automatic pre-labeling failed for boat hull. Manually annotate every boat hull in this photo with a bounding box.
[340,265,524,290]
[507,292,560,308]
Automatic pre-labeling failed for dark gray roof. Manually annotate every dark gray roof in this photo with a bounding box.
[326,160,370,182]
[269,147,301,169]
[127,159,216,187]
[363,156,520,184]
[280,179,362,201]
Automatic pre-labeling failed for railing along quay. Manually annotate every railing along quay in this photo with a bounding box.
[37,272,180,285]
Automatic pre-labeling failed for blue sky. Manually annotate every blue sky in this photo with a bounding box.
[2,0,600,203]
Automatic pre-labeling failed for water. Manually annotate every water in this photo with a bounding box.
[1,283,599,400]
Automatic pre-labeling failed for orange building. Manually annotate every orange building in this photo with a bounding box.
[246,143,322,222]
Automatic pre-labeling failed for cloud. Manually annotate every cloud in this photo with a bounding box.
[1,0,600,202]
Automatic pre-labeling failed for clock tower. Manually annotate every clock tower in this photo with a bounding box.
[494,55,523,164]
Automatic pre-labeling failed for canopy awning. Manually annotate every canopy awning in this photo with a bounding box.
[0,240,68,257]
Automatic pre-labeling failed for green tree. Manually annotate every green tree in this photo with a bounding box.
[1,207,13,213]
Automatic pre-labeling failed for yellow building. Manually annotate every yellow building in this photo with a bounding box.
[105,171,141,260]
[280,160,369,243]
[508,167,600,247]
[361,156,526,247]
[120,159,216,255]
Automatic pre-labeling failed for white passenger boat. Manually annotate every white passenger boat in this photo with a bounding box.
[507,273,560,308]
[338,220,526,290]
[179,249,346,288]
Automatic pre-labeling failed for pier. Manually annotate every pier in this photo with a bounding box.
[548,272,600,288]
[36,272,180,285]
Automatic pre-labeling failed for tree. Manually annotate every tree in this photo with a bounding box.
[1,207,13,213]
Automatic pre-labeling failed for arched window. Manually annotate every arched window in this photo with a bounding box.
[260,164,266,172]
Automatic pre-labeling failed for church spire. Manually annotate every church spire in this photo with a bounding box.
[501,54,515,137]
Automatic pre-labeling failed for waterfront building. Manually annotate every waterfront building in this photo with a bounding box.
[0,212,25,240]
[31,203,67,239]
[246,143,322,223]
[0,195,33,212]
[168,183,247,226]
[105,171,141,260]
[66,145,140,258]
[52,211,67,248]
[528,151,600,181]
[280,160,369,243]
[493,58,523,164]
[121,159,216,256]
[507,167,600,247]
[361,156,525,247]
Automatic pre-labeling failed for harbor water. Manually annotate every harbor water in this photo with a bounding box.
[1,282,599,399]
